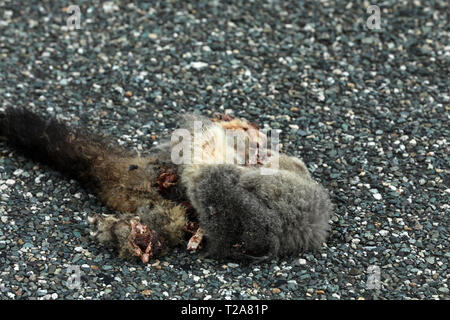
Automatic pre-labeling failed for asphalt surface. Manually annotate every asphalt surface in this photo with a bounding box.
[0,0,448,300]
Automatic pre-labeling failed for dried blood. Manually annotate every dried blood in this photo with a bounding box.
[156,167,178,192]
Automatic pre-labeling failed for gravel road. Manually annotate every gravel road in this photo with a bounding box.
[0,0,448,299]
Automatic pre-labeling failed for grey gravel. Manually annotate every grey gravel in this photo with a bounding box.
[0,0,449,300]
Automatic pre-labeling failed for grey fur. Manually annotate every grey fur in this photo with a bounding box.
[181,156,333,262]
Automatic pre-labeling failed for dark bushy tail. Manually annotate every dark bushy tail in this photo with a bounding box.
[0,107,167,213]
[0,107,122,189]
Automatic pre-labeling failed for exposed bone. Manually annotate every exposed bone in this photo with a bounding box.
[187,227,205,251]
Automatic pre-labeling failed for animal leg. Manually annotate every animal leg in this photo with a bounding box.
[88,213,165,263]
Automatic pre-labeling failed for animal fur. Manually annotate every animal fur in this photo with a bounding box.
[0,107,333,263]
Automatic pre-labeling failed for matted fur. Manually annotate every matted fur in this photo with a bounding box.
[0,107,333,263]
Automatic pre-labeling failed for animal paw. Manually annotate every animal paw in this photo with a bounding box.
[129,218,165,263]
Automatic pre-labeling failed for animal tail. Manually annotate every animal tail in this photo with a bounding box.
[0,107,158,212]
[0,107,119,187]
